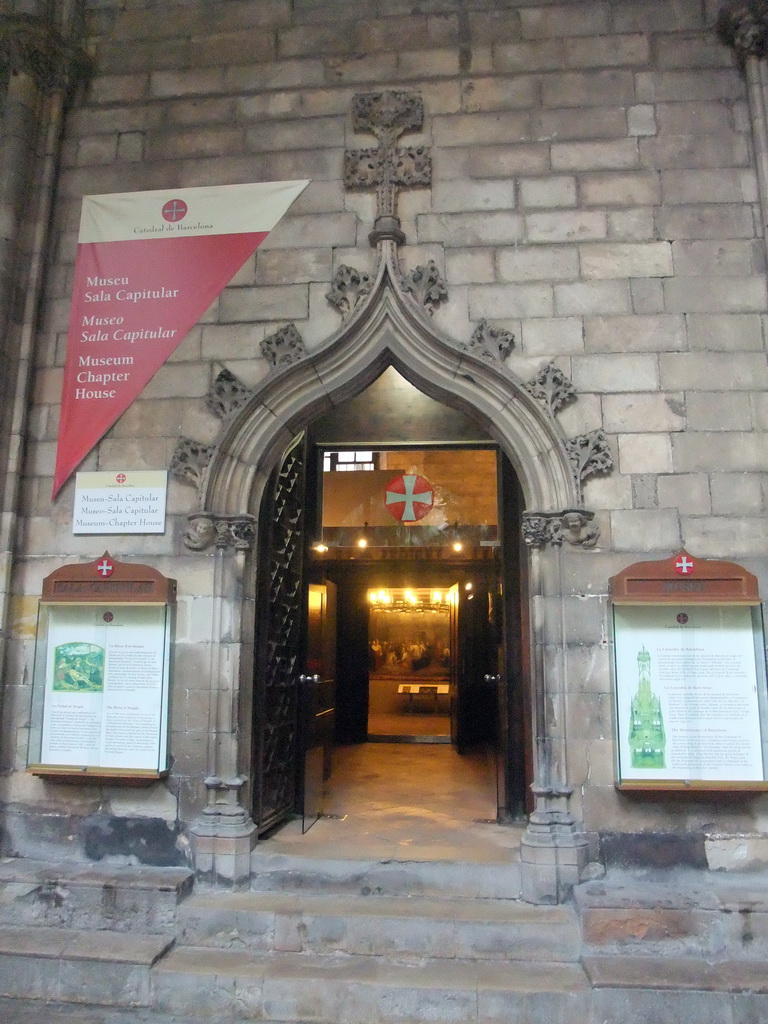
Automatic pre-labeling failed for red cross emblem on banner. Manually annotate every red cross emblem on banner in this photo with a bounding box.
[162,198,188,222]
[385,474,434,522]
[115,473,126,484]
[96,558,114,577]
[675,555,694,575]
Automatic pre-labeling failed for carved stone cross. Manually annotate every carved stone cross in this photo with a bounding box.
[344,90,431,246]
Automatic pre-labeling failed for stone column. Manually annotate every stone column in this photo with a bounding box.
[0,5,88,757]
[519,524,591,904]
[718,3,768,256]
[187,514,258,889]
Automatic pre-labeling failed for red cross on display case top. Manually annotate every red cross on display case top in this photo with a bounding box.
[96,557,114,577]
[385,473,434,523]
[675,555,695,575]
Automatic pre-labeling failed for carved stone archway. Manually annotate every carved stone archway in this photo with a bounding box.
[181,242,605,901]
[178,90,611,901]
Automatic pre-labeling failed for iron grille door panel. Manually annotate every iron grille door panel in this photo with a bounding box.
[253,436,306,835]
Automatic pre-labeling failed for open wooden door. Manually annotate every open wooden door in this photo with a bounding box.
[252,435,308,836]
[448,583,461,749]
[301,582,337,832]
[450,578,502,758]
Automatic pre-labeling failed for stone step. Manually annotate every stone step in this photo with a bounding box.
[0,924,174,1006]
[575,872,768,960]
[584,954,768,1020]
[249,850,522,899]
[152,945,592,1024]
[177,891,581,962]
[583,954,768,992]
[0,858,193,933]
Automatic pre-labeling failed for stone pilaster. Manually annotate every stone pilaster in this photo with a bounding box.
[189,776,256,889]
[519,542,590,904]
[521,784,590,904]
[718,3,768,257]
[185,514,258,885]
[0,6,89,759]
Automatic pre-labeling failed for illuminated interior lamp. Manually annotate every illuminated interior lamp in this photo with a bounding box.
[368,590,378,604]
[313,542,328,553]
[449,520,463,552]
[431,590,442,604]
[357,537,368,548]
[464,582,473,591]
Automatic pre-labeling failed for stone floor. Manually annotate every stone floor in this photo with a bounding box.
[261,740,524,865]
[367,709,450,736]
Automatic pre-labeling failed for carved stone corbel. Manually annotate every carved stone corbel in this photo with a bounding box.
[260,323,306,369]
[184,513,256,551]
[0,14,92,96]
[184,514,216,551]
[717,2,768,64]
[522,509,599,549]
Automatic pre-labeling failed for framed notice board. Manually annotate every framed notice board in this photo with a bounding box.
[27,553,176,782]
[609,550,768,791]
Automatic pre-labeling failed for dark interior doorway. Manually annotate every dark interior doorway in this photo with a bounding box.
[252,368,530,837]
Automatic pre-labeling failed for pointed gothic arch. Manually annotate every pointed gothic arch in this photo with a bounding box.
[199,243,580,523]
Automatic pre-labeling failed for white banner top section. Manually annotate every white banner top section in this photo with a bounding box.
[78,180,310,243]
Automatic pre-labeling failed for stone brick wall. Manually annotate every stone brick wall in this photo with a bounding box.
[4,0,768,863]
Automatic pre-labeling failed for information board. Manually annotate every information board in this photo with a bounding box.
[37,604,170,771]
[610,551,768,791]
[28,553,175,781]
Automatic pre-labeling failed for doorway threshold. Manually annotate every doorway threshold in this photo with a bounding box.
[367,734,450,743]
[254,744,520,869]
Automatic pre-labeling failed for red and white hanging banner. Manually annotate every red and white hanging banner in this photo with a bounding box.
[53,180,309,497]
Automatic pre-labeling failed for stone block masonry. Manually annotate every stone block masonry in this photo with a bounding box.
[4,0,768,881]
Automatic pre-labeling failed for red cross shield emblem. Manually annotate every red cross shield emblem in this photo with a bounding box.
[385,474,434,523]
[162,198,188,222]
[675,555,694,575]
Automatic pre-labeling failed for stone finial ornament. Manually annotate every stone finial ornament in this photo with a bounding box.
[344,90,432,245]
[170,438,215,489]
[326,265,374,320]
[403,261,448,316]
[525,364,576,418]
[205,368,254,420]
[460,320,515,364]
[564,429,614,485]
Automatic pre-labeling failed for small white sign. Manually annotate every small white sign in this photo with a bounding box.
[73,470,167,534]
